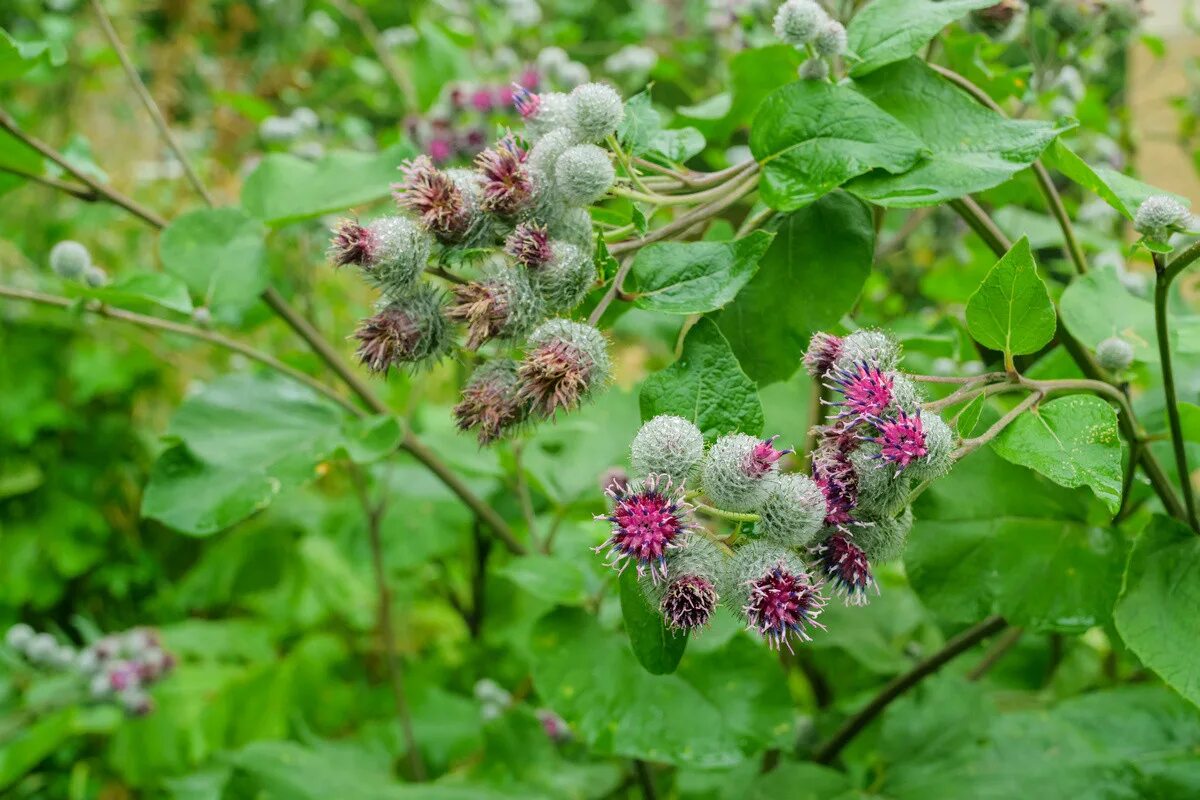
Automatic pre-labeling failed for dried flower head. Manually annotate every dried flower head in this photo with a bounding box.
[475,136,533,218]
[447,264,544,349]
[353,286,449,373]
[453,359,527,446]
[517,319,610,417]
[803,332,843,377]
[505,222,554,269]
[661,575,720,632]
[815,533,875,606]
[594,473,694,582]
[395,155,471,242]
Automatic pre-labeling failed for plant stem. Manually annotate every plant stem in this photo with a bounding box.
[633,760,657,800]
[0,285,358,414]
[611,175,753,207]
[0,164,97,200]
[89,0,214,206]
[608,172,759,256]
[587,256,634,326]
[948,196,1013,254]
[1153,251,1199,530]
[511,443,539,549]
[694,503,760,523]
[953,391,1043,458]
[810,615,1006,764]
[966,626,1023,682]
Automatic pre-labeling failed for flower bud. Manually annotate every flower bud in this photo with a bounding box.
[850,444,912,517]
[84,266,109,288]
[454,359,527,446]
[475,136,533,218]
[730,541,827,651]
[395,155,472,243]
[853,505,913,563]
[756,472,826,548]
[353,286,450,374]
[529,241,595,313]
[554,144,615,207]
[902,412,955,481]
[517,318,610,417]
[701,434,791,513]
[815,532,875,606]
[517,88,571,141]
[1096,336,1135,372]
[802,332,842,377]
[813,20,847,57]
[566,82,625,144]
[799,58,830,81]
[505,222,554,269]
[654,536,725,632]
[447,263,545,350]
[26,632,59,664]
[329,216,432,297]
[49,240,91,280]
[631,415,705,485]
[546,207,595,248]
[833,329,901,373]
[772,0,829,46]
[192,307,213,327]
[4,623,34,652]
[1134,195,1191,242]
[536,708,571,741]
[594,473,694,582]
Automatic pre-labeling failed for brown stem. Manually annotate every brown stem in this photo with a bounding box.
[587,256,635,326]
[0,164,98,201]
[967,626,1023,681]
[811,615,1006,764]
[608,172,759,256]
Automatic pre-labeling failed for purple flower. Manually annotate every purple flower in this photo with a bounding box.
[827,361,894,420]
[108,662,139,691]
[505,222,554,269]
[744,561,826,652]
[661,574,719,632]
[394,155,470,242]
[428,137,454,163]
[447,281,511,350]
[471,88,495,112]
[353,305,426,373]
[475,136,532,217]
[536,708,570,741]
[816,533,875,606]
[745,435,792,478]
[803,332,843,377]
[453,361,525,446]
[811,439,858,528]
[512,83,541,119]
[871,411,927,470]
[327,219,376,268]
[594,474,693,582]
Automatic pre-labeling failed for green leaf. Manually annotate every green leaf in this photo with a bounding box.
[158,207,267,322]
[1115,515,1200,710]
[618,90,662,157]
[339,414,404,464]
[848,59,1072,206]
[750,81,926,211]
[640,318,764,442]
[718,192,874,384]
[628,231,773,314]
[0,28,50,82]
[82,272,194,314]
[620,569,687,675]
[1060,269,1200,359]
[649,127,706,163]
[847,0,998,76]
[908,445,1123,632]
[0,708,75,791]
[991,395,1123,512]
[240,143,414,226]
[965,236,1056,358]
[141,445,278,536]
[679,45,801,145]
[1043,140,1189,219]
[499,555,592,606]
[409,20,470,113]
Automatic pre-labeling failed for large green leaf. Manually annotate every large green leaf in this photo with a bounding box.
[240,143,414,226]
[847,0,997,76]
[678,45,801,144]
[718,192,874,384]
[141,445,279,537]
[0,28,50,82]
[1115,515,1200,710]
[1044,140,1189,220]
[628,231,772,314]
[907,445,1123,632]
[848,59,1071,206]
[992,395,1123,512]
[1060,269,1200,359]
[158,207,268,322]
[0,708,76,791]
[620,570,687,675]
[750,81,925,211]
[529,608,787,766]
[640,318,764,442]
[499,554,592,606]
[965,236,1056,358]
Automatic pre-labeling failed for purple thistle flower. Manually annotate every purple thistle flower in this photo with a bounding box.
[803,332,843,378]
[594,474,693,582]
[512,83,541,119]
[505,222,554,269]
[453,361,526,446]
[428,137,454,163]
[744,435,792,478]
[108,662,139,691]
[352,305,425,373]
[517,341,587,416]
[827,361,894,421]
[871,411,928,470]
[660,574,719,632]
[447,281,511,349]
[744,561,827,652]
[394,155,470,242]
[471,88,495,112]
[811,443,858,528]
[328,219,376,268]
[518,68,541,90]
[815,533,876,606]
[475,136,533,217]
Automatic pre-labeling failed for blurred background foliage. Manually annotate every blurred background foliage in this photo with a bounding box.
[1,0,1200,798]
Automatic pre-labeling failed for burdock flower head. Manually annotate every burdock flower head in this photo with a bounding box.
[756,472,827,548]
[565,82,625,143]
[815,533,875,606]
[328,215,432,296]
[853,506,914,564]
[802,331,843,378]
[514,86,571,140]
[733,542,827,652]
[870,410,928,471]
[630,414,706,485]
[527,240,595,313]
[594,473,694,582]
[901,411,956,481]
[827,361,894,421]
[505,222,554,269]
[447,263,544,350]
[475,135,533,218]
[353,285,450,373]
[554,144,616,207]
[811,436,858,527]
[453,359,527,446]
[833,329,901,373]
[656,535,725,632]
[516,318,611,417]
[395,155,471,242]
[1134,195,1191,243]
[701,433,791,513]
